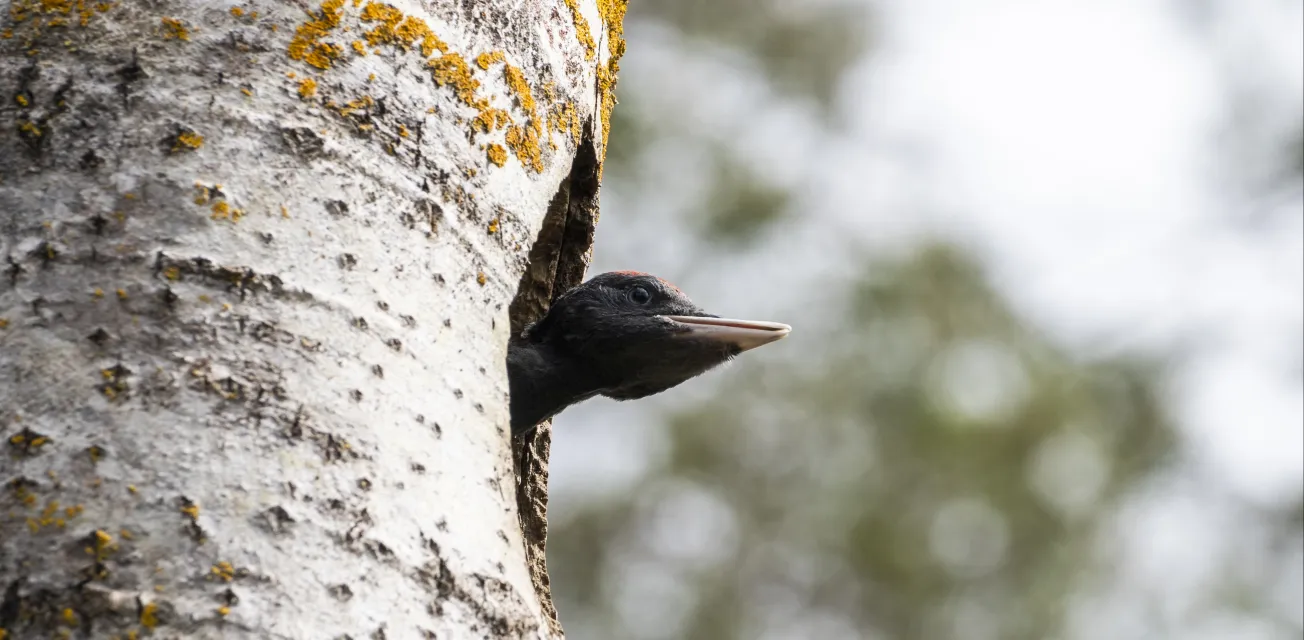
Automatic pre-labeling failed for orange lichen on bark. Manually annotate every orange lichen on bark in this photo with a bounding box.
[211,201,244,222]
[358,2,446,56]
[288,0,346,69]
[7,0,113,36]
[298,77,318,99]
[211,561,236,581]
[475,50,505,70]
[503,64,544,172]
[429,53,484,108]
[140,603,159,629]
[561,0,595,60]
[160,17,189,41]
[594,0,629,167]
[548,100,582,148]
[171,130,204,152]
[486,143,507,167]
[471,107,510,134]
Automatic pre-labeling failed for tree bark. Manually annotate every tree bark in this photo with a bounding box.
[0,0,624,638]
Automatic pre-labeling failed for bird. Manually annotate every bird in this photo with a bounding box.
[507,271,791,436]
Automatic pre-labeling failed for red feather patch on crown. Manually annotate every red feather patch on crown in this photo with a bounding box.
[611,270,682,294]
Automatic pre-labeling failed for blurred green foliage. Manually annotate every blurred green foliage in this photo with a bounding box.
[696,149,791,244]
[551,246,1178,639]
[549,1,1303,638]
[633,0,869,108]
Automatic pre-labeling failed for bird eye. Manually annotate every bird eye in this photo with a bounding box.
[629,286,652,305]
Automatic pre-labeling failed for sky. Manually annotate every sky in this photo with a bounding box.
[553,0,1302,636]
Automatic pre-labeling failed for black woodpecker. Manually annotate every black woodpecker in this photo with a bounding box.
[508,271,791,436]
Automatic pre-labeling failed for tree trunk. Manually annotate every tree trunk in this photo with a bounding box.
[0,1,623,637]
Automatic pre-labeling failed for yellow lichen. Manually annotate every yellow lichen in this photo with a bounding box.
[298,77,318,99]
[487,217,500,234]
[164,266,181,280]
[475,50,504,70]
[140,603,159,629]
[429,53,483,108]
[503,65,538,115]
[562,0,595,60]
[359,2,446,56]
[180,503,199,519]
[160,17,189,41]
[595,0,629,164]
[115,288,127,299]
[210,201,244,222]
[172,130,204,152]
[5,0,113,43]
[211,561,235,581]
[476,272,487,286]
[337,95,374,116]
[217,606,231,616]
[485,143,506,167]
[287,0,346,70]
[0,318,8,329]
[18,121,41,137]
[548,100,582,148]
[471,108,510,134]
[351,39,366,55]
[15,94,28,107]
[505,125,542,172]
[502,64,544,172]
[230,7,243,17]
[397,124,409,138]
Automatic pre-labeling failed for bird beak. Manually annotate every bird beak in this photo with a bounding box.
[661,315,792,352]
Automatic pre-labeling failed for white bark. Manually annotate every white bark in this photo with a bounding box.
[0,0,622,637]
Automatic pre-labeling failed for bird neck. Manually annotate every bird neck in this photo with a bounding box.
[507,339,603,436]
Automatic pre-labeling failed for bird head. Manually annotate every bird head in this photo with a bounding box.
[520,271,791,401]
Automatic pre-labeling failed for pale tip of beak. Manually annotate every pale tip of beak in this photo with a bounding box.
[661,315,792,352]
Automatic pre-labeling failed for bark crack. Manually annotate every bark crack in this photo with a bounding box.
[509,120,600,638]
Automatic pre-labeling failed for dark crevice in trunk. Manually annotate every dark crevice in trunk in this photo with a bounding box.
[507,119,601,638]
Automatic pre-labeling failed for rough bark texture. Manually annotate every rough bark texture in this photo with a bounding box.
[0,0,624,638]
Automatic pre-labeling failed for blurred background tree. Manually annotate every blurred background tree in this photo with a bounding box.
[547,1,1303,639]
